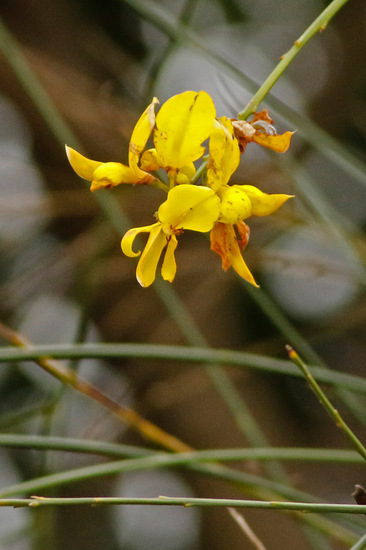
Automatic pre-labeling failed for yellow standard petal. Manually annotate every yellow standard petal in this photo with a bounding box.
[154,91,216,169]
[65,146,103,181]
[235,185,293,216]
[158,184,220,233]
[207,118,240,192]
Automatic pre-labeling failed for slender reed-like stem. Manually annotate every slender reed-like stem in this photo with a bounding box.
[2,342,366,394]
[0,433,362,464]
[0,495,365,515]
[238,0,350,119]
[287,346,366,462]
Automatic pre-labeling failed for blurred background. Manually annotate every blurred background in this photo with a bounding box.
[0,0,366,548]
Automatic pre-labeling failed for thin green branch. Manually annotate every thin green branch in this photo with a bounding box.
[0,433,363,464]
[0,496,365,516]
[1,342,366,395]
[287,346,366,462]
[238,0,351,119]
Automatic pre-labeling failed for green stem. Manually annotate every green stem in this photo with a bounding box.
[287,346,366,462]
[191,158,208,184]
[2,342,366,394]
[0,495,364,516]
[238,0,351,119]
[0,433,362,464]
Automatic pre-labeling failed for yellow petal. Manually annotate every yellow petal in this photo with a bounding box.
[161,235,178,282]
[65,146,102,181]
[217,185,252,224]
[121,223,167,287]
[154,91,216,169]
[229,241,258,286]
[252,131,295,153]
[207,118,240,191]
[90,162,135,190]
[121,223,161,258]
[129,97,159,164]
[210,222,258,286]
[158,184,220,232]
[236,185,293,216]
[91,162,156,191]
[136,226,168,287]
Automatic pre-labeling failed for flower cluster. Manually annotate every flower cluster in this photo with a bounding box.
[66,91,293,287]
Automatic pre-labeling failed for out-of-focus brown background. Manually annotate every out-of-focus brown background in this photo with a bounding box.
[0,1,366,549]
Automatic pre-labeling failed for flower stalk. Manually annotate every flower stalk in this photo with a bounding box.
[238,0,351,120]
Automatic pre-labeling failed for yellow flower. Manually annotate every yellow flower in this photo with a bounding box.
[66,89,294,288]
[66,90,216,191]
[211,185,293,285]
[66,98,159,191]
[206,117,293,285]
[121,184,220,287]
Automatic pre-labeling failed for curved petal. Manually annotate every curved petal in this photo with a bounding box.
[217,185,252,224]
[136,226,168,287]
[235,185,293,216]
[121,222,161,258]
[65,146,102,181]
[121,223,167,287]
[161,235,178,282]
[158,184,220,232]
[129,97,159,166]
[154,91,216,169]
[229,239,258,287]
[252,131,295,153]
[210,222,258,287]
[207,118,240,191]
